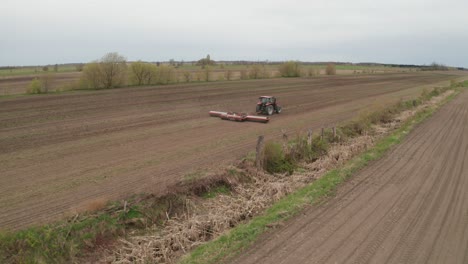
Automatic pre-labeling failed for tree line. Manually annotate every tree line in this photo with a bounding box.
[27,52,338,93]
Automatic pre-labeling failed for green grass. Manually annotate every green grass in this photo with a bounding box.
[179,86,465,264]
[0,213,124,263]
[0,198,152,263]
[0,65,78,77]
[202,185,231,199]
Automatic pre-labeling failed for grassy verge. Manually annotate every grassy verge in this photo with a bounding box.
[0,170,244,263]
[0,193,177,263]
[179,86,466,264]
[0,213,124,263]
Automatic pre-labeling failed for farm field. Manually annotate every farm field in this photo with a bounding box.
[0,72,82,95]
[0,64,415,96]
[0,71,465,230]
[232,84,468,263]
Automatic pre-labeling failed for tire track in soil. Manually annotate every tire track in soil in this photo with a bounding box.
[233,120,438,263]
[232,90,468,264]
[384,105,465,264]
[0,72,461,230]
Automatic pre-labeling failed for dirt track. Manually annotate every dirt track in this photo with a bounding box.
[0,72,463,230]
[232,89,468,263]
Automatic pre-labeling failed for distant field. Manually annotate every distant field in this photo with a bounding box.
[0,63,418,96]
[0,65,77,77]
[0,72,82,95]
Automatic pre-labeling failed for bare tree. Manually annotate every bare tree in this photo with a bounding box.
[40,73,55,93]
[182,71,191,82]
[196,54,215,69]
[279,61,301,77]
[100,52,127,88]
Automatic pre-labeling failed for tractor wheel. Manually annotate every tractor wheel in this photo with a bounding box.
[256,105,261,113]
[266,105,274,115]
[276,106,282,114]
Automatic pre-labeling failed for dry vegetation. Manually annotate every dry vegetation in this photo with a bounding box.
[325,63,336,75]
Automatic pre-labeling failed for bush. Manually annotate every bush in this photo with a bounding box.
[308,68,320,77]
[309,137,329,161]
[81,52,127,89]
[325,63,336,75]
[130,61,156,86]
[288,137,311,162]
[279,61,301,77]
[154,65,177,84]
[341,119,372,138]
[367,108,394,124]
[288,136,329,162]
[27,78,42,94]
[99,52,127,88]
[249,65,262,79]
[81,62,103,89]
[263,142,295,174]
[182,71,191,82]
[240,70,248,80]
[420,86,449,101]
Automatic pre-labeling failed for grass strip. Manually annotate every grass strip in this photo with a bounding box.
[179,87,465,264]
[0,213,123,263]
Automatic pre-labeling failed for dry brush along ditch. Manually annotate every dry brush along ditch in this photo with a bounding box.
[0,81,466,264]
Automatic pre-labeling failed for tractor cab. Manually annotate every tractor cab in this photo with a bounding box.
[259,96,276,104]
[256,96,282,115]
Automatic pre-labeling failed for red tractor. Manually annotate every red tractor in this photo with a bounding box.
[256,96,282,115]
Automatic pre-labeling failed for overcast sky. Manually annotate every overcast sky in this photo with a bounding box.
[2,0,467,67]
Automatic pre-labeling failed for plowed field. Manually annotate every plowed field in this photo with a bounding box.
[0,72,463,230]
[233,86,468,263]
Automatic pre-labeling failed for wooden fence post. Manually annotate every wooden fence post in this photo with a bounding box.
[307,129,313,146]
[255,135,265,169]
[321,127,325,141]
[281,129,288,150]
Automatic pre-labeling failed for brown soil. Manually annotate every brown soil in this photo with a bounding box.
[0,72,462,230]
[232,90,468,264]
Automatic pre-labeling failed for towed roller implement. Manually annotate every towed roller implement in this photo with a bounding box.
[209,111,269,123]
